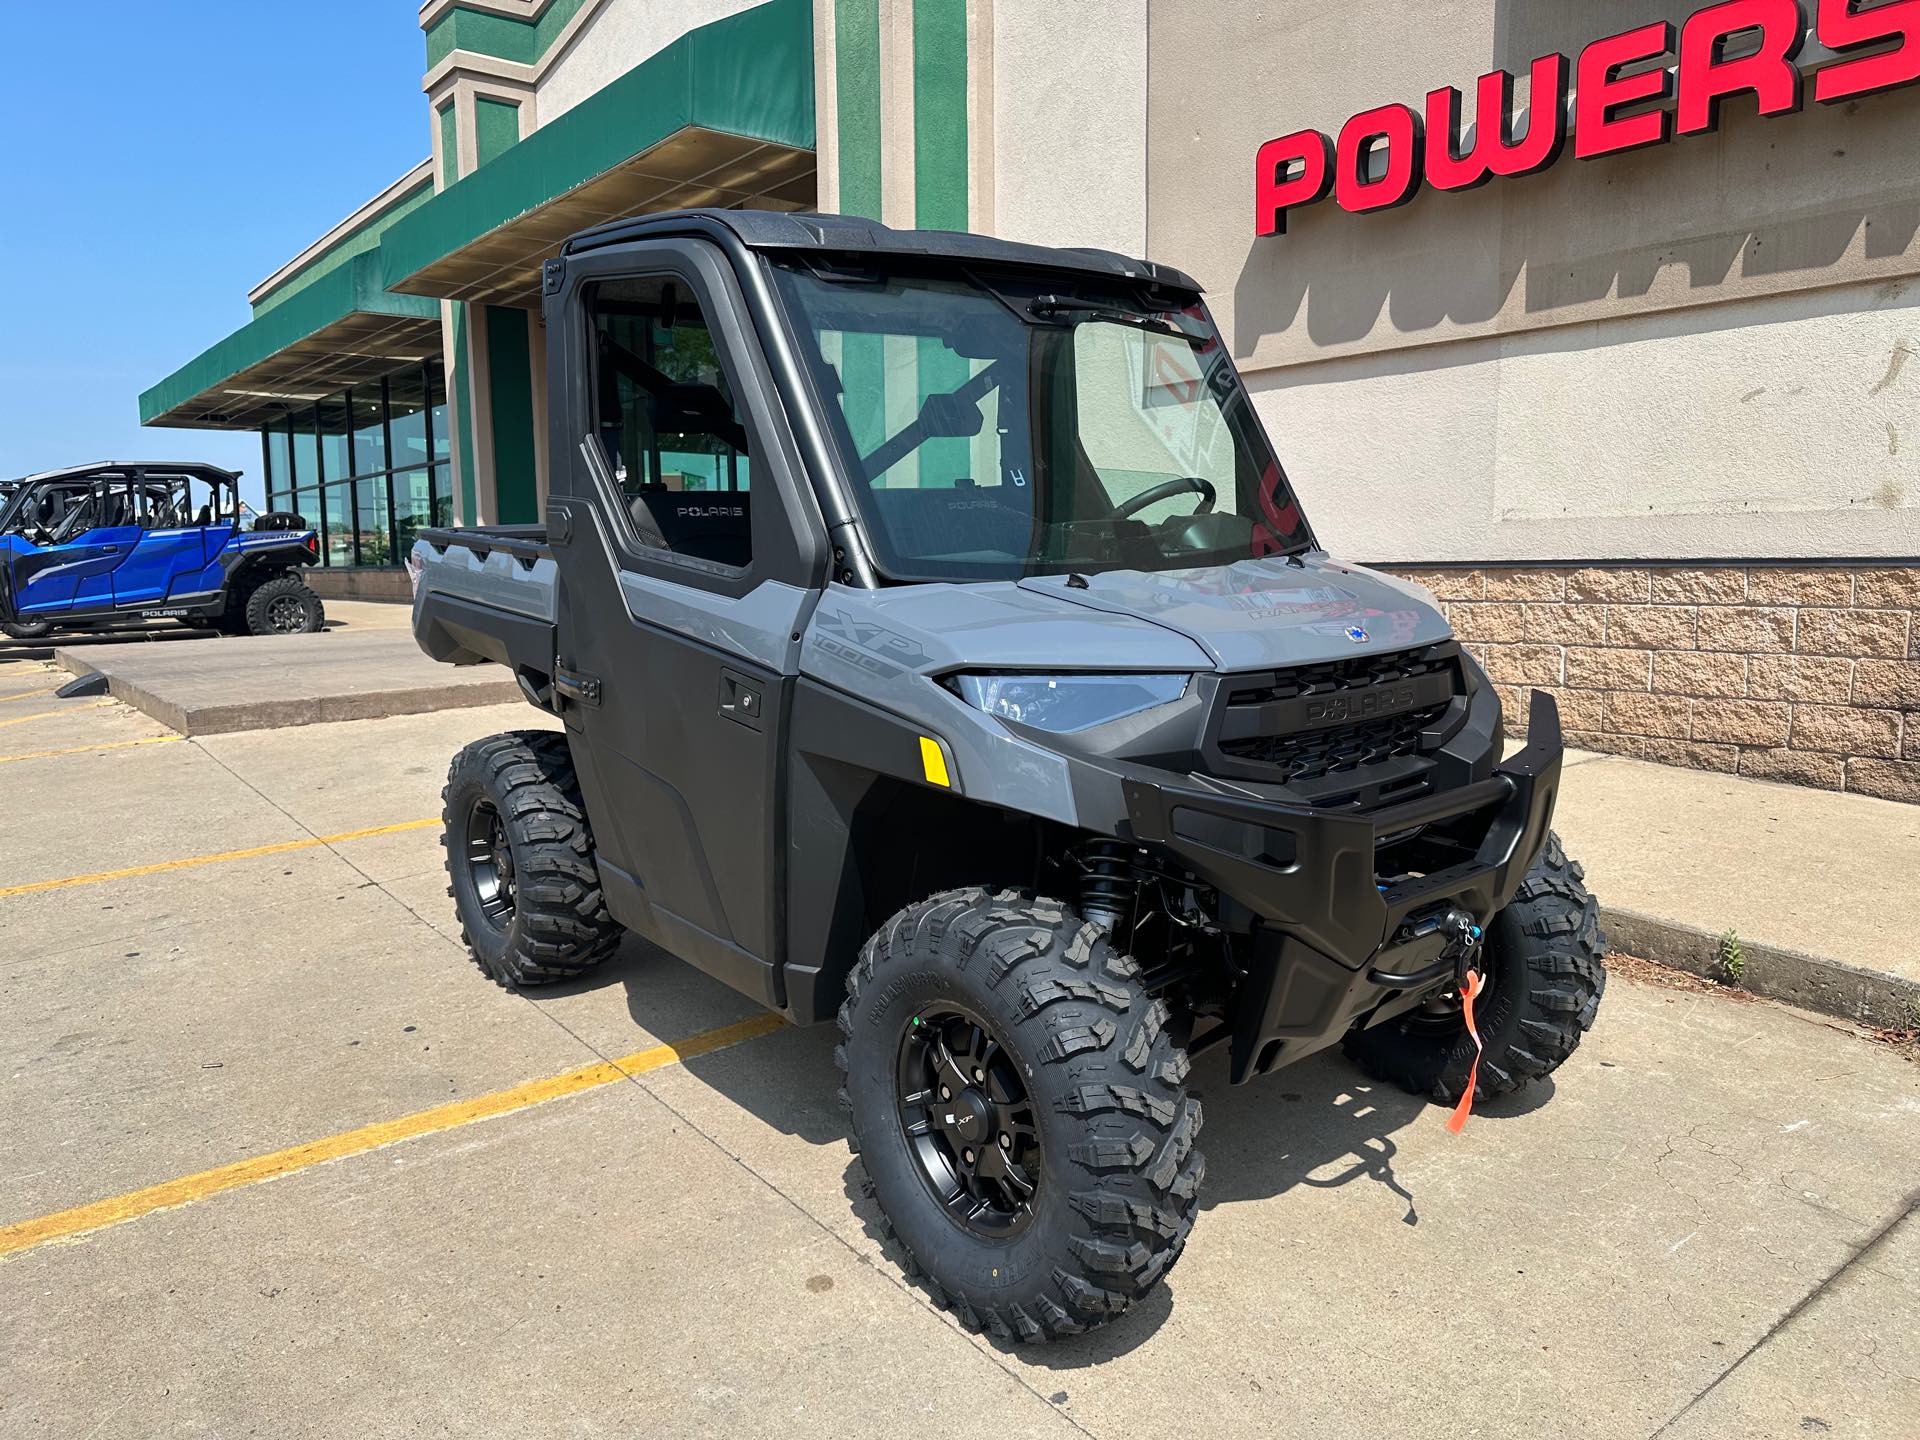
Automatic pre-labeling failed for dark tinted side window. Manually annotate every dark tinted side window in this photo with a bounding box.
[586,276,754,571]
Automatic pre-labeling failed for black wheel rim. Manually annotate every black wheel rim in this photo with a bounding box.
[464,798,516,929]
[266,594,306,633]
[896,1004,1041,1238]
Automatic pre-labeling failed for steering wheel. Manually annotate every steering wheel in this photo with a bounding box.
[1112,475,1216,520]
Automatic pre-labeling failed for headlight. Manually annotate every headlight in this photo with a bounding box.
[951,673,1190,733]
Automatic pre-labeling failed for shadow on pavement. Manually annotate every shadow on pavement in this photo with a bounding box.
[563,946,1556,1361]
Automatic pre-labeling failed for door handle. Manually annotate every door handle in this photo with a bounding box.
[718,669,763,731]
[99,545,121,554]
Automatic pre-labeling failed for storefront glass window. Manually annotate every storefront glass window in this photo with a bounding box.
[355,472,392,567]
[390,369,430,471]
[289,412,320,489]
[252,361,447,566]
[350,384,388,477]
[323,481,354,567]
[428,370,449,462]
[393,469,433,558]
[318,398,351,484]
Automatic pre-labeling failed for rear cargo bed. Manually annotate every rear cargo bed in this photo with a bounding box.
[410,527,560,700]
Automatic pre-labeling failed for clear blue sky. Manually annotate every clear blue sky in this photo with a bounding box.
[0,2,431,506]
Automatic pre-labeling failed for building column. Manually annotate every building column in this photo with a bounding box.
[813,0,974,230]
[483,304,539,525]
[441,300,482,525]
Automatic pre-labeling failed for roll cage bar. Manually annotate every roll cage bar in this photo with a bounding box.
[0,463,245,542]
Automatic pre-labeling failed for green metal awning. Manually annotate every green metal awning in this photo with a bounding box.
[140,0,814,433]
[379,0,815,307]
[140,254,441,430]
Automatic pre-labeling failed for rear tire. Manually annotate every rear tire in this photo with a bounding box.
[1343,831,1606,1103]
[2,620,53,640]
[443,730,622,988]
[838,888,1204,1342]
[243,573,324,635]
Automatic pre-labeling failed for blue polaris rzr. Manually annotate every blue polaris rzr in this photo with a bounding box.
[0,463,324,641]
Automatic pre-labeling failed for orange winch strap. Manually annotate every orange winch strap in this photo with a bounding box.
[1445,968,1485,1135]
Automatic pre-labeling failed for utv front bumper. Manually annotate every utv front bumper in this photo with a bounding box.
[1117,690,1565,1082]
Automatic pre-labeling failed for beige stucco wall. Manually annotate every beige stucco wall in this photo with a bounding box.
[1145,0,1920,562]
[536,0,768,121]
[987,0,1148,256]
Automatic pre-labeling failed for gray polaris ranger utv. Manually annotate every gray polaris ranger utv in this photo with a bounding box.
[410,209,1605,1342]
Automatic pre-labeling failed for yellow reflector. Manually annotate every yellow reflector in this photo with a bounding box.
[918,736,952,788]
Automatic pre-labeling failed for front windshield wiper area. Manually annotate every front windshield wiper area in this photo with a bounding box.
[1025,296,1210,343]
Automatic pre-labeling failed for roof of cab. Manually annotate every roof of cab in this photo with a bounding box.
[561,208,1204,295]
[11,462,242,487]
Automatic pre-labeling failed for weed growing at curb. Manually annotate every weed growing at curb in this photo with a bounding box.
[1717,928,1745,984]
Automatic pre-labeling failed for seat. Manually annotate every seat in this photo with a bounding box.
[632,488,752,569]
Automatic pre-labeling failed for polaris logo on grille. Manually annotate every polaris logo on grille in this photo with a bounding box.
[1304,681,1420,726]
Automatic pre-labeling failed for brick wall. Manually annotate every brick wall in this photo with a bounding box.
[306,567,413,603]
[1383,564,1920,804]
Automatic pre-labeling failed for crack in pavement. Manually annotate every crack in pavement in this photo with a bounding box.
[1644,1184,1920,1438]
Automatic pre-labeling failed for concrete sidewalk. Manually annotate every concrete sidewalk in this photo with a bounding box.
[0,692,1914,1439]
[1556,748,1920,1030]
[52,600,518,735]
[23,615,1918,1027]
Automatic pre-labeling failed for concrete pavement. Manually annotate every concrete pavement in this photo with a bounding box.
[1554,747,1920,1029]
[0,661,1914,1438]
[30,605,1920,1027]
[52,599,519,735]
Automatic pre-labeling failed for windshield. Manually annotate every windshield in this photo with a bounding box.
[770,262,1313,582]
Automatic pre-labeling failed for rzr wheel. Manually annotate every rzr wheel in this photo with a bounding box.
[838,888,1204,1342]
[1343,831,1606,1103]
[2,620,54,641]
[442,730,622,988]
[243,573,324,636]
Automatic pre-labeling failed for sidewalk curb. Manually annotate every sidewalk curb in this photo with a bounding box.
[1602,906,1919,1031]
[53,645,522,736]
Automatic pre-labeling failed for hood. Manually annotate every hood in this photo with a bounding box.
[808,579,1214,676]
[1016,554,1451,672]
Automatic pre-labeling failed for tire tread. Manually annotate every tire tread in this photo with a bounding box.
[442,730,621,988]
[1343,831,1606,1104]
[836,888,1203,1342]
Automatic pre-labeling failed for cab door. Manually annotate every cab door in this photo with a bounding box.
[10,480,139,615]
[545,238,829,1009]
[113,476,207,608]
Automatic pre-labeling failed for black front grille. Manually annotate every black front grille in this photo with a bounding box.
[1219,703,1447,782]
[1208,642,1461,802]
[1222,645,1454,709]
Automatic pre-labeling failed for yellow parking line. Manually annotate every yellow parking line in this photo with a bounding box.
[0,818,440,900]
[0,1012,786,1260]
[0,735,185,768]
[0,700,114,729]
[0,685,61,703]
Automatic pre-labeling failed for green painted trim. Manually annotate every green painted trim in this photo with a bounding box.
[424,0,589,69]
[475,97,522,168]
[834,0,882,220]
[439,102,459,187]
[911,0,967,230]
[384,0,815,293]
[484,306,538,524]
[140,254,438,425]
[833,1,885,490]
[450,304,478,523]
[253,178,434,317]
